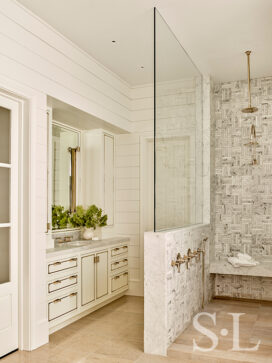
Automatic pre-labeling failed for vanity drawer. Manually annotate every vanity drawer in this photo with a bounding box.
[48,257,77,274]
[111,258,128,271]
[48,292,77,321]
[48,274,78,293]
[111,271,128,292]
[111,245,128,257]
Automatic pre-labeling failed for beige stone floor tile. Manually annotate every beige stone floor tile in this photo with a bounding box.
[93,338,143,361]
[84,352,134,363]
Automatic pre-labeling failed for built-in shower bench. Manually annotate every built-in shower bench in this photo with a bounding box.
[210,257,272,278]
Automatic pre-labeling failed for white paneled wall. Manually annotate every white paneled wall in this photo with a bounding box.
[115,134,142,295]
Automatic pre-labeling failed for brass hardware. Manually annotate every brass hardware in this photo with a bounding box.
[114,275,120,280]
[113,261,119,265]
[70,292,77,297]
[53,298,61,303]
[53,280,61,285]
[68,146,80,212]
[52,261,61,266]
[114,248,120,251]
[244,124,259,165]
[123,259,128,262]
[94,256,100,263]
[171,252,186,273]
[69,275,77,279]
[242,51,258,113]
[69,258,77,262]
[124,272,128,275]
[64,236,72,242]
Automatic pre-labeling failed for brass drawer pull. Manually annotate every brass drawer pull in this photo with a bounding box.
[53,298,61,303]
[123,259,128,262]
[52,261,61,266]
[124,272,128,276]
[52,280,61,285]
[114,275,120,280]
[113,248,120,251]
[69,258,77,262]
[70,292,77,297]
[122,246,128,249]
[113,261,119,265]
[69,275,77,280]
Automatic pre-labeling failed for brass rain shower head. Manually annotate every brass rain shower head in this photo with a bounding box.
[242,51,258,113]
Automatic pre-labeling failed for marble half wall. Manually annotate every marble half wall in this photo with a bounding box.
[144,224,212,356]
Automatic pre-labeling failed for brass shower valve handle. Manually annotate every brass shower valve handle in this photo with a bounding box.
[187,248,198,262]
[171,253,186,273]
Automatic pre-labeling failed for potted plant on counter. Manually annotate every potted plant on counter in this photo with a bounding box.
[69,205,108,240]
[52,205,70,230]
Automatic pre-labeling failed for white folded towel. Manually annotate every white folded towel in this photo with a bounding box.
[228,253,259,268]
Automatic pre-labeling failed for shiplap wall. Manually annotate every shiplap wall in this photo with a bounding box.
[115,134,142,295]
[0,0,132,132]
[0,0,134,351]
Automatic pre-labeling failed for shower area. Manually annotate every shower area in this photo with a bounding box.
[144,9,211,356]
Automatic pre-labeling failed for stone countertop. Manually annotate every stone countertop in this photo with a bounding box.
[210,257,272,278]
[46,236,129,258]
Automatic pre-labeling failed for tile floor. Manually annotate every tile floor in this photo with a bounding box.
[2,297,272,363]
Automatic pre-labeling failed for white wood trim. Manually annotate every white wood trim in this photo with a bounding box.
[0,223,11,228]
[0,163,11,168]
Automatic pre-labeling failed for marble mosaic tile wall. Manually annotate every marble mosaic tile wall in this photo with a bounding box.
[212,77,272,300]
[212,77,272,259]
[144,224,213,356]
[215,274,272,300]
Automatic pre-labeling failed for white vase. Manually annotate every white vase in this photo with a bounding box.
[94,227,102,240]
[82,227,94,240]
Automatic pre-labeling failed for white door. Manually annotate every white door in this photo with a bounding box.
[81,254,95,306]
[96,251,108,299]
[0,96,19,358]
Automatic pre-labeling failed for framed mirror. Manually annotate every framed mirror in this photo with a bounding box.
[51,122,80,229]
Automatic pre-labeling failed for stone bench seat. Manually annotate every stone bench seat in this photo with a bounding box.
[210,257,272,278]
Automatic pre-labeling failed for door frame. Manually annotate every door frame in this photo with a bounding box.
[0,74,48,351]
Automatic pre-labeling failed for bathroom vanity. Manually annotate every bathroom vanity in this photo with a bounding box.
[46,237,129,333]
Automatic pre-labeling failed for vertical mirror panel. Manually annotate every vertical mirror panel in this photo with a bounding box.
[0,107,11,164]
[154,9,203,231]
[52,124,79,211]
[0,228,10,284]
[0,168,10,223]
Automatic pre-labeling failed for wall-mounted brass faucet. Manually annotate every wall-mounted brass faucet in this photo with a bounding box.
[171,253,186,273]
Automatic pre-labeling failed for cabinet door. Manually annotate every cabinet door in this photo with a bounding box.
[81,254,95,306]
[96,251,108,299]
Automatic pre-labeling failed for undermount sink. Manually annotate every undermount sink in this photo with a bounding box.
[66,241,91,247]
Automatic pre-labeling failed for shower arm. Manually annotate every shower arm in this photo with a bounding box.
[246,51,252,108]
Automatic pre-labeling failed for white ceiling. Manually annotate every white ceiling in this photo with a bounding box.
[16,0,272,85]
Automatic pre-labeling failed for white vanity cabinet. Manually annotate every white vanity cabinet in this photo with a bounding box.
[47,239,128,333]
[81,250,108,305]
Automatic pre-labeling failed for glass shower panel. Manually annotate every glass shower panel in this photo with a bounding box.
[154,9,203,231]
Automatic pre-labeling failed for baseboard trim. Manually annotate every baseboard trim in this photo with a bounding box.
[213,296,272,304]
